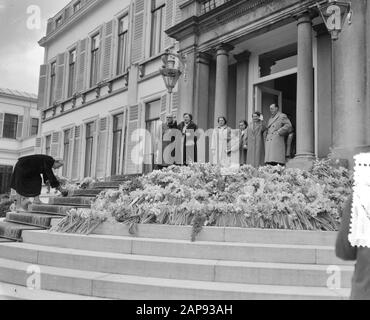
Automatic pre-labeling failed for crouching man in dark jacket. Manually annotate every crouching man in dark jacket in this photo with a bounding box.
[10,155,68,211]
[336,195,370,300]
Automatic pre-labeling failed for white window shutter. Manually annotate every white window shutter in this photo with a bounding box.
[0,113,3,138]
[164,0,175,48]
[175,0,186,24]
[37,64,49,110]
[95,117,109,179]
[171,91,179,118]
[131,0,145,64]
[34,137,42,154]
[51,131,61,158]
[160,94,167,123]
[76,38,88,93]
[125,105,141,174]
[16,116,24,140]
[101,20,115,81]
[55,53,66,101]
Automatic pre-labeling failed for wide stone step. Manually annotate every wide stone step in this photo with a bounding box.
[0,222,43,241]
[6,212,62,229]
[91,182,123,189]
[22,231,353,266]
[0,282,108,300]
[93,222,338,246]
[0,257,349,300]
[48,197,94,207]
[0,242,354,288]
[109,175,141,182]
[29,204,78,216]
[69,189,103,197]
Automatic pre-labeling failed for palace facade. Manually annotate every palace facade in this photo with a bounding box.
[0,89,40,194]
[36,0,370,181]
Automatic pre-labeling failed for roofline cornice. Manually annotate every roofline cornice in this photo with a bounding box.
[39,0,105,47]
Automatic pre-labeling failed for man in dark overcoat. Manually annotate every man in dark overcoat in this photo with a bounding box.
[10,155,67,210]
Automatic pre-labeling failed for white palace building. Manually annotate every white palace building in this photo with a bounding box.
[0,89,40,194]
[36,0,370,180]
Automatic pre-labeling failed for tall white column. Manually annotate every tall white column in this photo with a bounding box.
[214,43,234,126]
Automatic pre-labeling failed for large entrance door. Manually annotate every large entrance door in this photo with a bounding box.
[254,73,298,158]
[144,99,162,174]
[255,85,283,123]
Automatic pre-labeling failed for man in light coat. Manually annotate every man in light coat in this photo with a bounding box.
[265,104,292,166]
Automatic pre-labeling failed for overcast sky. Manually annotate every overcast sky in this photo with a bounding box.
[0,0,70,94]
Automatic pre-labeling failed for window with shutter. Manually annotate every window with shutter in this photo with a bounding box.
[34,137,42,154]
[150,0,166,57]
[131,0,145,63]
[67,49,77,98]
[16,116,24,140]
[175,0,186,24]
[84,121,95,177]
[76,38,88,92]
[117,16,129,76]
[101,20,114,81]
[62,129,71,177]
[90,33,101,87]
[30,118,39,136]
[125,105,141,174]
[110,114,124,176]
[37,64,49,110]
[96,117,109,178]
[164,0,175,48]
[3,114,18,140]
[51,131,61,158]
[71,125,82,180]
[45,135,52,156]
[0,113,4,139]
[49,61,57,105]
[55,53,66,101]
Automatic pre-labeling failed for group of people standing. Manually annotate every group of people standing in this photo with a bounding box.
[158,103,293,169]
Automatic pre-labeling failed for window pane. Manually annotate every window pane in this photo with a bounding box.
[63,129,70,177]
[84,122,94,177]
[119,16,128,33]
[3,114,18,139]
[31,118,39,136]
[150,6,165,56]
[50,62,57,105]
[90,34,100,87]
[68,49,77,97]
[117,32,127,75]
[45,135,51,156]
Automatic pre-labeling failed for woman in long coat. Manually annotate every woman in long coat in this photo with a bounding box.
[211,117,233,167]
[177,113,198,165]
[246,112,267,168]
[10,155,66,210]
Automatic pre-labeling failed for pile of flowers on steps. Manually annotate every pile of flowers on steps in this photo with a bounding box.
[51,160,353,240]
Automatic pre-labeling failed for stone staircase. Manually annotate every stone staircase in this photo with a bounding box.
[0,179,124,242]
[0,177,354,300]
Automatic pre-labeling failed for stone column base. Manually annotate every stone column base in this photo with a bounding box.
[286,156,315,171]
